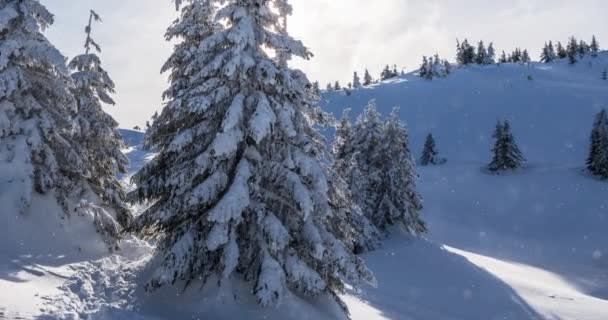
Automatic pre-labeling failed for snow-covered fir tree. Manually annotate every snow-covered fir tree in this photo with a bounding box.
[567,37,578,64]
[590,35,600,56]
[541,41,556,63]
[353,72,361,89]
[330,109,380,253]
[363,68,373,86]
[420,133,442,166]
[578,40,590,57]
[586,110,608,178]
[488,120,526,172]
[130,0,373,311]
[0,0,126,248]
[475,40,487,64]
[326,83,333,91]
[312,81,321,96]
[485,42,496,64]
[499,50,508,63]
[521,49,531,63]
[556,41,567,59]
[456,39,475,65]
[419,56,429,79]
[380,64,397,80]
[334,80,341,91]
[345,101,426,233]
[69,10,132,229]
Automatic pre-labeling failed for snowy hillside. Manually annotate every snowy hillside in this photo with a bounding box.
[2,56,608,319]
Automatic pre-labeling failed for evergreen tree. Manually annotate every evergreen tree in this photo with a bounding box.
[587,110,608,178]
[590,35,600,56]
[499,50,508,63]
[419,56,429,79]
[392,65,399,77]
[326,83,333,91]
[69,10,132,229]
[579,40,590,57]
[475,40,487,64]
[353,72,361,89]
[347,102,425,233]
[363,69,372,86]
[380,65,393,80]
[556,41,567,59]
[312,81,321,96]
[334,81,341,90]
[521,49,531,63]
[567,37,578,64]
[540,42,555,63]
[420,134,440,166]
[432,54,442,78]
[130,0,372,310]
[488,120,525,172]
[443,60,451,75]
[485,42,496,64]
[0,0,126,248]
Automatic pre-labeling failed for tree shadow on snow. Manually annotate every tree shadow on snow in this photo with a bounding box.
[347,234,545,320]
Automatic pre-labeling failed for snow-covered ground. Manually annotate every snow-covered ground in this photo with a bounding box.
[2,55,608,319]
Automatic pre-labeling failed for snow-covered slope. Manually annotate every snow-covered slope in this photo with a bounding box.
[3,55,608,319]
[322,54,608,319]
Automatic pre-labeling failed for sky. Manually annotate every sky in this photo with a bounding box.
[41,0,608,128]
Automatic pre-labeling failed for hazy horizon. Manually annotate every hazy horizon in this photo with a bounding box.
[41,0,608,128]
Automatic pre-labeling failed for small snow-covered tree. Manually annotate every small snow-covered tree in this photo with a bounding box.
[556,41,567,59]
[419,56,429,79]
[587,110,608,178]
[363,69,373,86]
[334,80,341,91]
[353,72,361,89]
[131,0,373,311]
[579,40,590,57]
[380,65,394,80]
[521,49,531,63]
[346,102,426,233]
[567,37,578,64]
[485,42,496,64]
[312,81,321,96]
[475,40,487,64]
[488,120,525,172]
[420,133,442,166]
[590,36,600,57]
[326,83,333,91]
[69,10,131,228]
[540,42,556,63]
[499,50,508,63]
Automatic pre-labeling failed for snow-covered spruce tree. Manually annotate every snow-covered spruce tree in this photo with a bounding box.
[420,133,441,166]
[488,120,525,172]
[352,72,361,89]
[326,82,333,91]
[330,109,379,253]
[590,36,600,57]
[521,49,531,63]
[380,65,392,80]
[475,40,487,65]
[0,0,124,247]
[579,40,590,57]
[363,69,373,86]
[499,50,508,63]
[312,81,320,96]
[485,42,496,64]
[334,80,341,91]
[567,37,578,64]
[130,0,373,311]
[346,101,425,233]
[69,10,132,229]
[586,110,608,178]
[556,41,567,59]
[418,56,429,79]
[540,42,556,63]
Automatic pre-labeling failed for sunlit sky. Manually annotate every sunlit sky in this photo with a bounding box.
[41,0,608,128]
